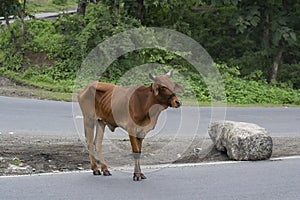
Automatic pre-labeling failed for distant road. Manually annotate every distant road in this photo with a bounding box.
[1,10,76,25]
[0,96,299,137]
[1,157,300,200]
[32,10,76,19]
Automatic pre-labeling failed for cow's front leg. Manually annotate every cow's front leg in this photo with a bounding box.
[129,135,146,181]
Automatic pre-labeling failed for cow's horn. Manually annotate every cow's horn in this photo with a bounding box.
[166,70,173,77]
[149,73,156,80]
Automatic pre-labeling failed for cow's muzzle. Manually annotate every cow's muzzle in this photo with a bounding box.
[168,93,182,108]
[175,100,182,108]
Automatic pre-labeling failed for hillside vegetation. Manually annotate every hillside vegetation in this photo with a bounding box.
[0,1,299,105]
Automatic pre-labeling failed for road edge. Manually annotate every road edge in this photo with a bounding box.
[1,155,300,178]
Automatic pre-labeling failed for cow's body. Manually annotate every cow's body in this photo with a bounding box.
[78,71,183,181]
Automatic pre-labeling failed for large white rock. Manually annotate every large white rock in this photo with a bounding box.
[208,121,273,161]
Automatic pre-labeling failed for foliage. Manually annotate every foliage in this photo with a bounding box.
[23,20,63,54]
[224,71,300,105]
[139,0,300,87]
[52,0,68,6]
[278,63,300,89]
[0,0,22,17]
[0,1,300,105]
[212,0,299,82]
[1,3,142,90]
[12,157,21,166]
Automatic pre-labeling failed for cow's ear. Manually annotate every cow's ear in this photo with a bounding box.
[174,83,184,93]
[151,83,159,96]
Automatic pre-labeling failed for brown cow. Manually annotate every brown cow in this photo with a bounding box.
[78,70,184,181]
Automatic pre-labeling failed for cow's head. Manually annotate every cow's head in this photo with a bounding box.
[149,70,184,108]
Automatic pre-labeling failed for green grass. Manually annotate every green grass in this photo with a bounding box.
[1,69,73,101]
[2,67,299,106]
[1,69,72,91]
[181,98,300,107]
[12,158,20,166]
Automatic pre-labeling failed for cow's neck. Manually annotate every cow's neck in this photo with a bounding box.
[142,85,167,114]
[130,85,167,126]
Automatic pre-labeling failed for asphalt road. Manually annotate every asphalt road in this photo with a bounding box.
[0,96,299,137]
[1,96,300,199]
[1,157,299,200]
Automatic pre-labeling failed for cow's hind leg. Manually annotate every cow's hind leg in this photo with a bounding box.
[95,120,111,176]
[84,118,101,175]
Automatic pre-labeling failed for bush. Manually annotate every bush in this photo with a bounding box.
[52,0,67,6]
[24,20,63,55]
[222,64,300,105]
[278,63,300,89]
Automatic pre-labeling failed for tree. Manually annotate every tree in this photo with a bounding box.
[201,0,298,83]
[77,0,100,16]
[77,0,88,16]
[101,0,199,24]
[17,0,26,45]
[228,0,297,82]
[1,0,19,49]
[136,0,144,21]
[0,0,27,50]
[101,0,143,20]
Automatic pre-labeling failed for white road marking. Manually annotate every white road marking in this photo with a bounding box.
[1,155,300,179]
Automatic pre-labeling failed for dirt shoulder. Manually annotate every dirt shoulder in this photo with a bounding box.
[0,76,72,101]
[0,76,39,99]
[1,134,300,176]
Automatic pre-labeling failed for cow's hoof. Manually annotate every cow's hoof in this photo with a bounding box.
[133,173,147,181]
[93,170,101,175]
[102,170,112,176]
